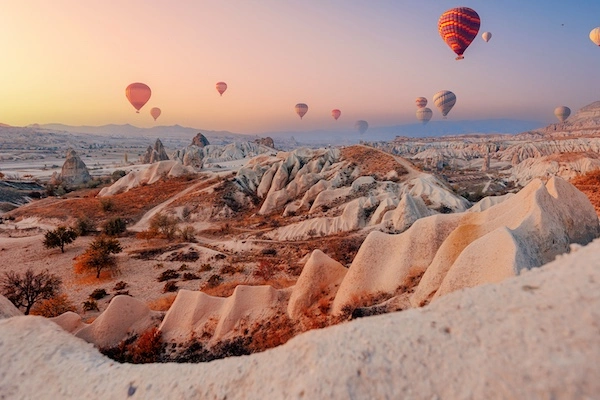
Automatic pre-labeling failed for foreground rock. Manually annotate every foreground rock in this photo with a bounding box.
[1,238,599,399]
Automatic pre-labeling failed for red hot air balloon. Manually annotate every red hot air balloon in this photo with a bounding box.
[415,97,427,108]
[438,7,481,60]
[150,107,161,121]
[216,82,227,96]
[331,109,341,120]
[125,83,151,113]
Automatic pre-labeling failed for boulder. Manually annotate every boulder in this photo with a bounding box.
[58,148,91,185]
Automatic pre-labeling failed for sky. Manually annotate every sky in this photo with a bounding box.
[0,1,599,134]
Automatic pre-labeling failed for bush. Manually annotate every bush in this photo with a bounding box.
[149,213,179,240]
[102,217,126,236]
[111,170,126,182]
[199,263,212,272]
[253,259,280,281]
[99,198,114,212]
[163,281,178,293]
[157,269,179,282]
[182,272,199,281]
[220,265,236,275]
[30,294,77,317]
[89,288,108,300]
[113,281,128,291]
[82,299,99,312]
[74,216,96,236]
[74,236,122,278]
[0,269,62,315]
[178,264,189,271]
[204,274,222,288]
[43,226,78,253]
[178,226,196,242]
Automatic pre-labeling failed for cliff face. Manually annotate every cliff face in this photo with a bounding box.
[59,149,91,185]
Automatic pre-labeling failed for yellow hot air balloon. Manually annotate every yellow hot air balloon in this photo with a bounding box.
[150,107,161,121]
[416,108,433,125]
[433,90,456,117]
[590,27,600,46]
[554,106,571,122]
[331,109,341,120]
[482,32,492,42]
[125,83,151,113]
[295,103,308,119]
[216,82,227,96]
[415,97,427,108]
[355,120,368,135]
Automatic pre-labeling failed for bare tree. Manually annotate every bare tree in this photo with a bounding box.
[1,269,62,315]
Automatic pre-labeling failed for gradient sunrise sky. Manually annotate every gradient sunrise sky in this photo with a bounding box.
[1,1,599,133]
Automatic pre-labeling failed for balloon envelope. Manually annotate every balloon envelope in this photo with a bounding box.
[433,90,457,117]
[295,103,308,119]
[125,83,151,113]
[438,7,480,60]
[415,97,427,108]
[482,32,492,42]
[216,82,227,96]
[590,27,600,46]
[331,109,341,120]
[355,120,368,135]
[416,108,433,125]
[150,107,161,121]
[554,106,571,122]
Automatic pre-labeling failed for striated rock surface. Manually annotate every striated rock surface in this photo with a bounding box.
[0,295,22,319]
[172,141,274,168]
[141,138,170,164]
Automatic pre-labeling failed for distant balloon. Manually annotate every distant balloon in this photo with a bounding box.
[331,109,341,120]
[438,7,481,60]
[355,120,368,135]
[415,97,428,108]
[482,32,492,42]
[554,106,571,122]
[125,83,151,113]
[150,107,161,121]
[216,82,228,96]
[433,90,457,117]
[590,27,600,46]
[416,108,433,125]
[295,103,308,119]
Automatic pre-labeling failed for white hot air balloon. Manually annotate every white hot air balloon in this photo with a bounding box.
[590,27,600,46]
[554,106,571,122]
[416,108,433,125]
[482,32,492,42]
[415,97,427,108]
[433,90,457,117]
[355,120,368,135]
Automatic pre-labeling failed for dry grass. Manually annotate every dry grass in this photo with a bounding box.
[571,169,600,215]
[340,145,408,180]
[71,270,116,285]
[147,294,177,311]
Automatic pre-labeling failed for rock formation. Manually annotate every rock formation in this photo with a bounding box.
[254,136,275,149]
[172,141,274,169]
[141,138,169,164]
[191,132,210,147]
[55,148,91,185]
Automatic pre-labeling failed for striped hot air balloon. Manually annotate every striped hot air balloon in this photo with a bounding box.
[415,97,427,108]
[433,90,456,117]
[438,7,481,60]
[416,108,433,125]
[295,103,308,119]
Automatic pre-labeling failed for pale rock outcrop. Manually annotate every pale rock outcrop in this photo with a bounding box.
[2,240,600,399]
[51,311,86,334]
[510,153,600,186]
[254,136,275,148]
[141,138,169,164]
[468,193,514,212]
[332,177,599,313]
[287,250,347,319]
[97,160,195,196]
[0,295,21,319]
[57,148,91,185]
[173,141,274,168]
[380,194,434,232]
[75,295,158,348]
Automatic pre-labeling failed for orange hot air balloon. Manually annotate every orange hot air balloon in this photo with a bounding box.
[438,7,481,60]
[125,83,151,113]
[216,82,227,96]
[150,107,161,121]
[295,103,308,119]
[331,109,341,120]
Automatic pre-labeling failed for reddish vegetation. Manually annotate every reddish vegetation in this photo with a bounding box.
[571,170,600,215]
[340,145,408,180]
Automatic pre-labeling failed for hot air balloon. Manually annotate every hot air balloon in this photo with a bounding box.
[554,106,571,122]
[416,108,433,125]
[150,107,161,121]
[295,103,308,119]
[433,90,456,117]
[125,83,151,113]
[438,7,481,60]
[355,120,368,135]
[331,109,341,120]
[415,97,427,108]
[216,82,228,96]
[482,32,492,42]
[590,27,600,46]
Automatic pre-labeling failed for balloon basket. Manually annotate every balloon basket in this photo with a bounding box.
[455,56,464,60]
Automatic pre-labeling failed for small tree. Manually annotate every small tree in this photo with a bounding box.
[74,236,122,278]
[0,269,62,315]
[102,217,127,236]
[149,213,179,240]
[43,226,78,253]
